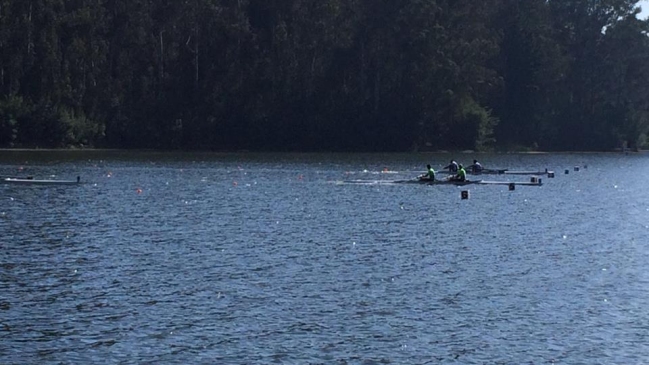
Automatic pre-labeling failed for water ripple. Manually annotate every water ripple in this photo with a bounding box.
[1,153,649,363]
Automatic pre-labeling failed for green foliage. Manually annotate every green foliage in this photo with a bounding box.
[0,96,25,147]
[0,0,647,151]
[57,108,105,147]
[450,95,498,152]
[637,132,648,149]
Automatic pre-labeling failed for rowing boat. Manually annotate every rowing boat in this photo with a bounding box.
[478,180,542,186]
[400,178,542,186]
[339,178,478,186]
[393,179,481,186]
[502,170,549,176]
[2,176,81,185]
[468,168,508,175]
[438,168,549,176]
[436,169,505,175]
[340,177,542,187]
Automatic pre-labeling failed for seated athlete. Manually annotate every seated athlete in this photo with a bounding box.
[449,164,467,182]
[469,159,483,173]
[419,164,436,181]
[444,160,459,172]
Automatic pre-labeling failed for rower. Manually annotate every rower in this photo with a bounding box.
[469,159,483,173]
[419,164,436,181]
[450,164,467,182]
[444,160,459,173]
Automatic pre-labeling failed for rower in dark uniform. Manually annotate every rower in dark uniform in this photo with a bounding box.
[469,159,483,173]
[444,160,459,173]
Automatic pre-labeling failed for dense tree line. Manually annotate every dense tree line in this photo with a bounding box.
[0,0,648,151]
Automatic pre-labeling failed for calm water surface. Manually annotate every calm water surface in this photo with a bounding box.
[1,151,648,364]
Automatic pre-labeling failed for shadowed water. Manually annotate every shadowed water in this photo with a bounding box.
[1,151,648,364]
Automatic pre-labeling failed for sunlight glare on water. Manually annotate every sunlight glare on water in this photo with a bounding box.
[0,151,648,364]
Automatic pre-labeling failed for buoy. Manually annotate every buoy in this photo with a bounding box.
[461,190,469,200]
[565,169,569,174]
[509,183,515,191]
[574,166,580,172]
[538,178,542,185]
[136,188,142,194]
[548,171,555,178]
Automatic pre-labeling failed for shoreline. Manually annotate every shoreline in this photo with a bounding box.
[0,148,645,154]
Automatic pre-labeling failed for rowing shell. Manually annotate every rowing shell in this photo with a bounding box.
[2,177,81,185]
[502,170,549,176]
[398,179,542,186]
[340,178,542,186]
[477,180,542,186]
[341,179,480,186]
[437,169,548,176]
[393,179,480,186]
[435,168,506,175]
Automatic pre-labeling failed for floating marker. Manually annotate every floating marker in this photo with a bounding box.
[574,166,580,172]
[509,183,515,191]
[461,190,469,200]
[548,171,555,178]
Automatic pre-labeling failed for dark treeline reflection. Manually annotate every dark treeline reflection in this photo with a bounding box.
[1,0,648,151]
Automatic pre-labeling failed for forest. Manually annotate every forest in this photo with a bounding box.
[0,0,648,152]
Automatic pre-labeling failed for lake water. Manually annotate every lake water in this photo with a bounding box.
[1,150,648,364]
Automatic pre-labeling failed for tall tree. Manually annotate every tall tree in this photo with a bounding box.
[547,0,640,149]
[493,0,568,150]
